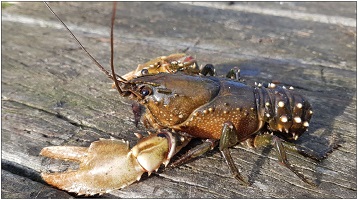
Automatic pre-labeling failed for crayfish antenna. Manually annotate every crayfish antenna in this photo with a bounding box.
[110,2,128,96]
[44,2,127,94]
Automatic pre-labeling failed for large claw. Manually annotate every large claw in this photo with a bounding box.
[40,131,178,196]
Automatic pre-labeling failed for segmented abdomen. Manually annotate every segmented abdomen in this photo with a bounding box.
[254,84,313,140]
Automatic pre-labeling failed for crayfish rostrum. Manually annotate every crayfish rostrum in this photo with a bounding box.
[41,2,321,196]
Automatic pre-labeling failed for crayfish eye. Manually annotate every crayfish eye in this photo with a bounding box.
[157,133,167,138]
[141,69,149,76]
[140,86,152,97]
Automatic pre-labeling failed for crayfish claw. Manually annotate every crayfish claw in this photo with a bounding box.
[40,146,88,162]
[40,132,175,195]
[41,171,103,196]
[41,139,145,195]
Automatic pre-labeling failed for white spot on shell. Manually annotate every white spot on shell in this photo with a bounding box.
[309,110,313,115]
[293,133,299,140]
[296,103,303,108]
[294,116,302,123]
[265,113,270,118]
[268,83,276,88]
[280,115,288,123]
[278,101,285,108]
[180,137,185,142]
[289,86,294,90]
[178,114,183,118]
[303,121,309,127]
[134,133,143,139]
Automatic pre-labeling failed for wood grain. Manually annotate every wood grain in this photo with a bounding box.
[2,2,356,198]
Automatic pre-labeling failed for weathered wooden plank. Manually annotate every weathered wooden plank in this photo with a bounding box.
[2,2,356,198]
[1,168,72,198]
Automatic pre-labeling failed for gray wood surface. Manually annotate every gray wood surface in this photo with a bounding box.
[2,2,356,198]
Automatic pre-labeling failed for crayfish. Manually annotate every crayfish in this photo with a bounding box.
[41,2,320,196]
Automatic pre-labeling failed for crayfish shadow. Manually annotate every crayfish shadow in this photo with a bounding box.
[247,145,272,185]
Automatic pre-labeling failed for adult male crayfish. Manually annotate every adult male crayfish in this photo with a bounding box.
[40,2,320,196]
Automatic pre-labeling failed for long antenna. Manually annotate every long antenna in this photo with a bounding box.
[44,2,126,83]
[110,2,124,94]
